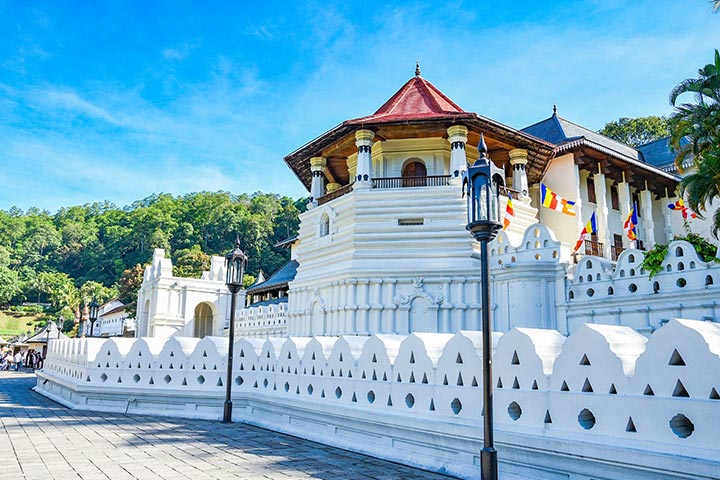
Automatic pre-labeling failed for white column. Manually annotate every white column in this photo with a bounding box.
[618,175,633,249]
[369,280,382,334]
[347,280,358,333]
[593,168,611,258]
[640,188,655,248]
[447,125,468,184]
[509,149,530,201]
[357,279,369,335]
[309,157,327,208]
[354,129,374,189]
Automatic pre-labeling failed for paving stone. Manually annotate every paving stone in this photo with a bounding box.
[1,371,455,479]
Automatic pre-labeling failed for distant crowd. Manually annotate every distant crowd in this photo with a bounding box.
[0,348,43,371]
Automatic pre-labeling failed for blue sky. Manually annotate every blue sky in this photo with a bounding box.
[1,1,718,211]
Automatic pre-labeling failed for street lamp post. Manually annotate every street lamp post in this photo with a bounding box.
[462,134,504,480]
[88,298,99,337]
[223,235,248,423]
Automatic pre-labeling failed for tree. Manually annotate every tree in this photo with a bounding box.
[117,264,145,316]
[679,150,720,237]
[173,245,211,278]
[669,49,720,166]
[598,116,669,147]
[0,266,21,304]
[79,281,118,305]
[38,271,79,310]
[670,50,720,235]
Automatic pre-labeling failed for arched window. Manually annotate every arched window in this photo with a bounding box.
[402,160,427,187]
[320,214,330,237]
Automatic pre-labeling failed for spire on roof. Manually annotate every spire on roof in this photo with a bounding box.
[553,104,557,116]
[415,61,421,77]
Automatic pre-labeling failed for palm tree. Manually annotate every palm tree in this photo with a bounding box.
[679,149,720,237]
[670,49,720,236]
[669,50,720,167]
[713,1,720,13]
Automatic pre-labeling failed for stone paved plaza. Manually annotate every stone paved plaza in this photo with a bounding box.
[0,372,453,480]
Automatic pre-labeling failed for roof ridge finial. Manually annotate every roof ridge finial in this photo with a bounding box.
[478,133,488,158]
[234,233,241,249]
[553,104,557,116]
[415,60,421,77]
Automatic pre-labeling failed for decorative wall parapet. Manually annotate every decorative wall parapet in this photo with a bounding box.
[40,319,720,460]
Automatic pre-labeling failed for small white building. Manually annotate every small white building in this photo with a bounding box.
[95,299,135,337]
[135,249,241,339]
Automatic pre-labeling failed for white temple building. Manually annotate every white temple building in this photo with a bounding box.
[37,68,720,480]
[135,69,719,340]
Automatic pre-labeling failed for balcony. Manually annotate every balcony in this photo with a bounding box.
[317,183,353,206]
[316,175,453,206]
[584,240,604,257]
[372,175,451,189]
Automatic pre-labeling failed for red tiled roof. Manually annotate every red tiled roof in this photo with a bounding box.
[345,75,467,125]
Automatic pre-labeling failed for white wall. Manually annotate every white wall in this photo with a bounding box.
[37,318,720,480]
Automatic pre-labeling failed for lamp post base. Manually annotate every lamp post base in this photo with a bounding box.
[222,401,233,423]
[481,447,498,480]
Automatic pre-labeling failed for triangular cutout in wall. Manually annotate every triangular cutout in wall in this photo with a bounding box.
[580,354,591,366]
[625,417,637,433]
[544,410,552,424]
[511,351,520,365]
[669,349,686,366]
[672,379,689,398]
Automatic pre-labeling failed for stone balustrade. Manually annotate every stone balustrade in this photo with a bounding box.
[37,319,720,479]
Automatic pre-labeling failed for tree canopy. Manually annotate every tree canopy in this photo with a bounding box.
[0,191,305,314]
[671,50,720,237]
[598,116,669,147]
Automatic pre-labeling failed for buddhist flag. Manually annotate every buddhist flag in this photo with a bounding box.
[573,212,597,254]
[668,199,698,219]
[624,203,638,241]
[541,183,576,216]
[503,197,515,230]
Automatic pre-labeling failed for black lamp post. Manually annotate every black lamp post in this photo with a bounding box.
[88,298,99,337]
[223,235,247,423]
[462,133,504,480]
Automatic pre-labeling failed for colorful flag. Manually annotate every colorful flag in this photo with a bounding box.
[503,197,515,230]
[623,203,639,241]
[541,183,576,216]
[573,212,597,254]
[668,199,698,219]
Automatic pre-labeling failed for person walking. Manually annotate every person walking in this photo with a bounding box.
[14,351,23,371]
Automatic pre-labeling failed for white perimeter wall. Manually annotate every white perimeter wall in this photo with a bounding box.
[36,319,720,480]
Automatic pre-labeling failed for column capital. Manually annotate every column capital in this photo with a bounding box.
[508,149,528,165]
[447,125,468,142]
[355,129,375,146]
[310,156,327,171]
[326,182,340,193]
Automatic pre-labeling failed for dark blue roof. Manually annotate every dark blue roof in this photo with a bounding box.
[247,259,298,294]
[248,297,288,308]
[637,136,688,169]
[522,114,641,162]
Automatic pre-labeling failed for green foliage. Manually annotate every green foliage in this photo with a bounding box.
[641,243,669,279]
[0,191,305,316]
[173,245,210,278]
[598,116,669,147]
[641,233,718,278]
[0,266,21,304]
[670,49,720,236]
